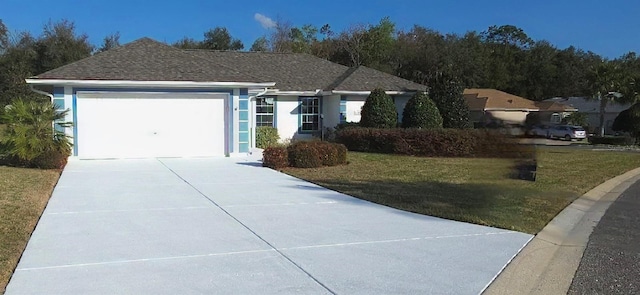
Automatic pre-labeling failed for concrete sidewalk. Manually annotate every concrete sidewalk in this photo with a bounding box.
[6,157,531,294]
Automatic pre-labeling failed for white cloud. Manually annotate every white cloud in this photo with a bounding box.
[254,13,276,29]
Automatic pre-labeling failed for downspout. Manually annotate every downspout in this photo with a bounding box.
[249,88,270,150]
[29,84,54,100]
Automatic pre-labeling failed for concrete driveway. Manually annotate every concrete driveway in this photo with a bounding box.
[6,157,532,294]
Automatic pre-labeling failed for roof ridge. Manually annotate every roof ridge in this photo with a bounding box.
[180,49,266,82]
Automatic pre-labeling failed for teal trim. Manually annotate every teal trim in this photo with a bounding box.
[72,94,78,156]
[240,88,248,96]
[239,132,249,142]
[53,87,64,98]
[239,143,249,152]
[273,96,278,128]
[239,111,249,121]
[239,122,248,131]
[53,99,65,110]
[239,100,248,109]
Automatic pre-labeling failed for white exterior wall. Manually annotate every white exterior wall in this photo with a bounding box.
[345,95,366,122]
[323,95,341,128]
[275,95,302,142]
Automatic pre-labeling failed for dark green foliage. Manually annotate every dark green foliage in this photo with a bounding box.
[360,88,397,128]
[426,74,471,129]
[1,99,72,169]
[612,103,640,142]
[335,128,534,159]
[173,27,243,50]
[262,146,289,169]
[256,126,280,149]
[402,92,443,128]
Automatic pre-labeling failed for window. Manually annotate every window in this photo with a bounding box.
[300,97,319,132]
[550,113,562,124]
[256,96,274,127]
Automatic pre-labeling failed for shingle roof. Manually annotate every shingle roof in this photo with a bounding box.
[534,101,578,112]
[32,37,426,92]
[35,38,265,82]
[331,66,426,92]
[187,50,349,91]
[464,88,538,111]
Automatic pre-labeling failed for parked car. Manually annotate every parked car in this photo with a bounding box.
[549,125,587,141]
[527,124,551,138]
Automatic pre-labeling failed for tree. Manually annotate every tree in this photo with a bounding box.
[203,27,243,50]
[97,32,121,53]
[33,20,93,74]
[250,36,269,51]
[402,92,443,128]
[586,59,638,136]
[173,27,243,50]
[563,112,588,127]
[426,73,471,128]
[360,88,397,128]
[612,103,640,140]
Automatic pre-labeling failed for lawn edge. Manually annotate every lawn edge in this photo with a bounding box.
[1,168,63,295]
[482,166,640,295]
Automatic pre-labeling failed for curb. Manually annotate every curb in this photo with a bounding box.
[483,167,640,295]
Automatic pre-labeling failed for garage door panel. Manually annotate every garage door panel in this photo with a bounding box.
[76,93,227,159]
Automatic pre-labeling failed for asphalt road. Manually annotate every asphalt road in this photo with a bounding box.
[568,179,640,294]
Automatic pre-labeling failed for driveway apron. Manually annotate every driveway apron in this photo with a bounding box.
[6,157,532,294]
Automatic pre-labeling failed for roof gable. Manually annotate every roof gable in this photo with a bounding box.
[464,88,537,110]
[331,66,426,92]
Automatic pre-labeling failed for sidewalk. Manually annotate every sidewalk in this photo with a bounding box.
[568,179,640,294]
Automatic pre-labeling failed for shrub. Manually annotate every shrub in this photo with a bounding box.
[256,126,280,149]
[589,136,636,146]
[288,141,323,168]
[427,73,471,129]
[402,92,443,129]
[360,88,397,128]
[1,99,72,169]
[262,146,289,169]
[335,128,533,159]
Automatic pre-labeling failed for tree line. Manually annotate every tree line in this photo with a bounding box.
[1,17,639,109]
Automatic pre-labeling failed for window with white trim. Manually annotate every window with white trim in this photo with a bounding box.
[300,97,319,132]
[550,113,562,124]
[256,96,274,127]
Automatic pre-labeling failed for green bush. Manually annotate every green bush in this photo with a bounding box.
[402,92,443,128]
[589,136,636,145]
[335,128,533,159]
[427,73,471,129]
[262,146,289,169]
[360,88,397,128]
[256,126,280,149]
[1,99,72,168]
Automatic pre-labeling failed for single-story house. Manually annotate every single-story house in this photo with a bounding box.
[464,88,577,126]
[26,37,425,159]
[544,97,632,135]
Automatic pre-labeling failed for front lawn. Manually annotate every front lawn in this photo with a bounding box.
[0,123,61,292]
[284,148,640,234]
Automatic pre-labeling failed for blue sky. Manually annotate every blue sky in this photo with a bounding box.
[2,0,639,58]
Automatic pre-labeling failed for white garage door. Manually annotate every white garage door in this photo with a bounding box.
[76,92,228,159]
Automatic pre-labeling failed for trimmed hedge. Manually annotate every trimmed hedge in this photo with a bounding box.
[263,141,348,169]
[589,136,636,146]
[262,146,289,169]
[335,128,534,159]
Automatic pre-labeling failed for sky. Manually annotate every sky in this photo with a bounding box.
[2,0,639,58]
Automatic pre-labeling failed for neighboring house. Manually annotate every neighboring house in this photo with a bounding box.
[544,97,632,135]
[463,88,576,126]
[26,37,425,159]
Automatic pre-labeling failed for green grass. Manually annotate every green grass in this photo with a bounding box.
[283,148,640,234]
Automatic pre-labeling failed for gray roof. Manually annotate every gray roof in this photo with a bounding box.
[35,38,265,83]
[33,37,426,92]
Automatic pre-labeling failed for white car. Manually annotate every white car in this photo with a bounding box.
[549,125,587,141]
